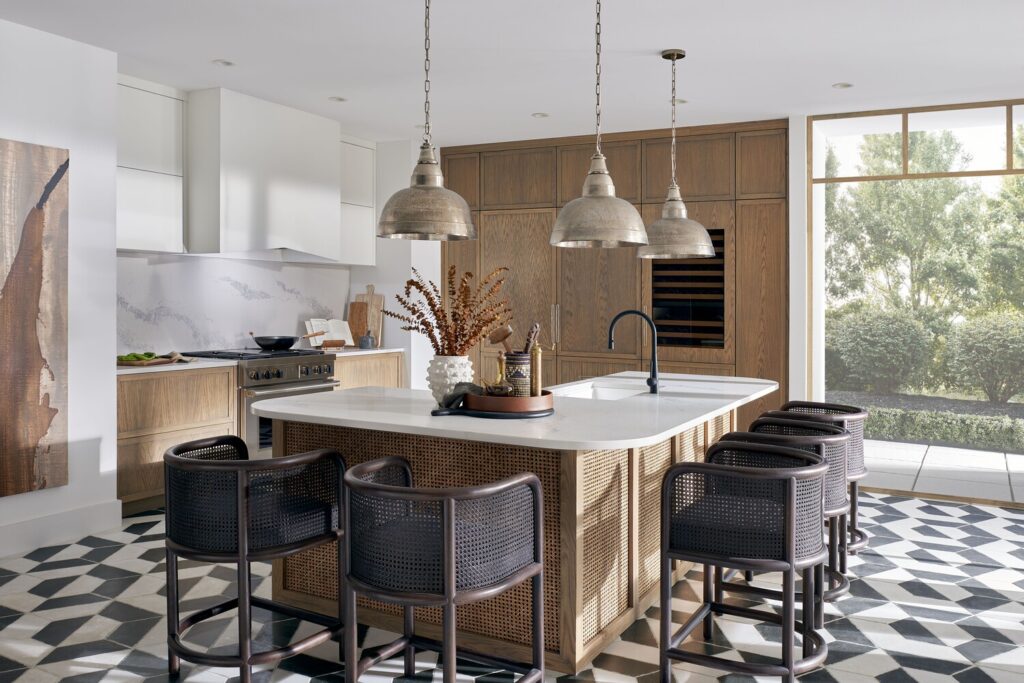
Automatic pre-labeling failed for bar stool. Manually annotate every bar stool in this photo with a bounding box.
[660,441,828,682]
[768,401,870,555]
[342,456,544,683]
[720,418,851,626]
[163,436,345,683]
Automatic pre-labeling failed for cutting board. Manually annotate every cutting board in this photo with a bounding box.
[347,301,369,341]
[355,284,384,347]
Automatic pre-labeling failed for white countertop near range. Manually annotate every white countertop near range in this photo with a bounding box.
[116,358,238,376]
[251,371,777,450]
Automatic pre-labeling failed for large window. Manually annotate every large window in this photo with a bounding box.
[811,101,1024,456]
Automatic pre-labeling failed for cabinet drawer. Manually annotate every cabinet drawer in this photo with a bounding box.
[335,353,405,389]
[117,367,236,438]
[117,422,234,503]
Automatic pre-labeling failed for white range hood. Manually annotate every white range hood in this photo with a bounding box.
[187,88,344,263]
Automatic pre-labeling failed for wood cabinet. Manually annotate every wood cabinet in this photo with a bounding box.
[116,365,237,512]
[558,141,641,206]
[735,199,788,426]
[444,153,481,209]
[643,133,735,203]
[659,362,735,376]
[736,130,787,199]
[557,356,643,385]
[335,351,405,389]
[481,148,557,209]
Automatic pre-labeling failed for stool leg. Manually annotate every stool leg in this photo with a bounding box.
[237,560,252,683]
[713,566,723,616]
[744,570,754,583]
[801,567,813,658]
[442,601,457,683]
[532,572,544,675]
[165,548,180,676]
[338,542,346,664]
[849,482,860,555]
[827,517,839,590]
[814,562,824,630]
[839,513,849,575]
[660,556,672,683]
[782,568,795,682]
[403,607,415,677]
[702,563,713,640]
[344,582,358,683]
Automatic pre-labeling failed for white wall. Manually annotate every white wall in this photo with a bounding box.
[350,140,440,389]
[117,255,351,352]
[0,20,120,556]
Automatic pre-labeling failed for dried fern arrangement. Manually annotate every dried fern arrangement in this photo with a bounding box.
[384,266,512,356]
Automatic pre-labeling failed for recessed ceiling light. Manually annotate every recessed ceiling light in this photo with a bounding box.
[211,59,235,67]
[672,98,688,104]
[327,96,347,103]
[832,82,853,89]
[531,112,550,119]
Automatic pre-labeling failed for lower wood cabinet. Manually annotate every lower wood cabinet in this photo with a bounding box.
[334,351,405,389]
[116,365,237,513]
[659,362,735,376]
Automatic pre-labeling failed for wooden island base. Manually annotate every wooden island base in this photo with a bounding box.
[271,410,735,674]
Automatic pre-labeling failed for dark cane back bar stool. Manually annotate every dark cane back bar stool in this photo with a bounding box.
[163,436,345,682]
[721,418,852,623]
[769,401,870,555]
[343,457,544,683]
[660,442,829,682]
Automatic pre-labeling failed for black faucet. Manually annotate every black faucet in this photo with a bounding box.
[608,309,659,394]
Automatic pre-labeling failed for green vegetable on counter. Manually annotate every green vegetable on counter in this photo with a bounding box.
[117,351,157,361]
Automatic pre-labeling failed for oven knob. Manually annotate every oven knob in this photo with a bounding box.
[249,370,260,380]
[323,364,333,375]
[262,370,273,380]
[300,366,310,376]
[273,369,283,379]
[313,365,321,374]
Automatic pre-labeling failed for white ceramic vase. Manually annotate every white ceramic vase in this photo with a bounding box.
[426,355,474,406]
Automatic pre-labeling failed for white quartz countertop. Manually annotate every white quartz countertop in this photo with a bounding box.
[331,348,404,357]
[116,358,238,376]
[251,371,777,450]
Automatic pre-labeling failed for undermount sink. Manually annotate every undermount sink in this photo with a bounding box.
[550,374,766,401]
[554,382,649,401]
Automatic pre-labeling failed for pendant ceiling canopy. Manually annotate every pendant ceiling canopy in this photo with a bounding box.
[637,49,714,259]
[377,0,474,241]
[550,0,647,248]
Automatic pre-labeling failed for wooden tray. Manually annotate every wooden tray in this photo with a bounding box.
[464,390,553,413]
[117,357,174,367]
[430,406,553,419]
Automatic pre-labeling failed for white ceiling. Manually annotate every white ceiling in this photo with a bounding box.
[1,0,1021,147]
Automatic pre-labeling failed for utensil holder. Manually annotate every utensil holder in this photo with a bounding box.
[504,352,532,397]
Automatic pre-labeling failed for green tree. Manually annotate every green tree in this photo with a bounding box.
[825,131,988,334]
[985,125,1024,311]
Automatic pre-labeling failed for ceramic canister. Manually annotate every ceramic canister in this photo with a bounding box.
[504,352,532,397]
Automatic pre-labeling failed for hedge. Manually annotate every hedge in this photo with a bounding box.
[865,407,1024,454]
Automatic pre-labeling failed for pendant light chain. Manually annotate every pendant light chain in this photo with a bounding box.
[423,0,432,146]
[670,54,677,186]
[594,0,602,155]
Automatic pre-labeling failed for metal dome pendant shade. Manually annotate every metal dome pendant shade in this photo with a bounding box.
[637,49,714,259]
[550,0,647,248]
[376,0,475,241]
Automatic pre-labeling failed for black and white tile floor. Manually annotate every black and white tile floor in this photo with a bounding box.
[1,493,1023,682]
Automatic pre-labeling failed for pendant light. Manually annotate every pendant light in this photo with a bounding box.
[637,50,715,259]
[378,0,475,241]
[550,0,647,248]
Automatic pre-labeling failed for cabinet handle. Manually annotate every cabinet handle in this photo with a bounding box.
[555,303,561,345]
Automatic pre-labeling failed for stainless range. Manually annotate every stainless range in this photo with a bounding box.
[184,348,338,456]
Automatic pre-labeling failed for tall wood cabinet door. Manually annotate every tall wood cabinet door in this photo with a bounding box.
[736,130,787,199]
[557,141,641,206]
[643,133,735,203]
[444,153,480,209]
[479,209,558,350]
[556,356,643,384]
[442,212,482,377]
[735,198,787,427]
[480,148,557,209]
[557,240,643,359]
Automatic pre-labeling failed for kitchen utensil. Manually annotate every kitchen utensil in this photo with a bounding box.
[523,322,540,353]
[355,284,384,347]
[322,339,347,349]
[348,301,369,340]
[247,331,324,351]
[488,324,515,353]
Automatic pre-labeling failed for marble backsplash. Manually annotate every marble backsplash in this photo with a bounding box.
[117,253,350,353]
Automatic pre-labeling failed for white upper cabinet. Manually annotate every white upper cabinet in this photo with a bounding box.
[339,137,376,266]
[116,76,185,252]
[188,88,343,262]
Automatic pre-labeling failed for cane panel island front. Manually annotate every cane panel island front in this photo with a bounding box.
[253,372,777,673]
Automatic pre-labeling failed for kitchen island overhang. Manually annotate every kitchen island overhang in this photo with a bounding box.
[255,372,777,673]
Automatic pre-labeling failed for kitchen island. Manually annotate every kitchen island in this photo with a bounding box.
[254,372,777,672]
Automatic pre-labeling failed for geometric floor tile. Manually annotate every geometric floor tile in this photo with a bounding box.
[1,493,1023,682]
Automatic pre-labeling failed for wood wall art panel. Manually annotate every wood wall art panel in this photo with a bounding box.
[0,138,70,497]
[643,133,735,203]
[557,141,641,206]
[735,199,788,427]
[443,152,480,209]
[480,147,557,209]
[736,129,788,199]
